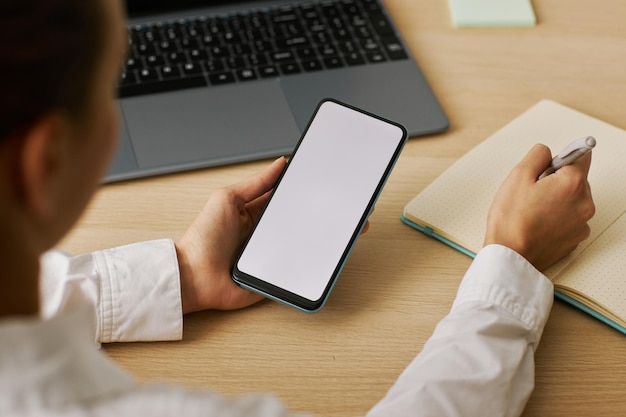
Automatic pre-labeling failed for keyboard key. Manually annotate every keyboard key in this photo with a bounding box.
[323,56,344,69]
[259,65,279,78]
[271,50,295,62]
[225,56,246,70]
[370,14,395,36]
[223,31,242,44]
[318,43,338,56]
[252,40,272,52]
[160,65,181,79]
[237,68,258,81]
[354,26,373,39]
[125,57,141,70]
[136,43,156,55]
[329,16,345,29]
[167,51,186,63]
[205,59,225,72]
[138,68,158,82]
[366,51,387,63]
[344,52,366,66]
[146,54,165,68]
[209,45,229,58]
[275,36,309,49]
[209,71,236,85]
[312,31,330,43]
[341,1,361,17]
[181,37,200,50]
[296,47,316,59]
[361,38,380,51]
[381,37,408,60]
[301,59,323,71]
[182,62,203,76]
[338,40,359,54]
[247,53,269,66]
[165,27,182,41]
[159,40,175,51]
[299,4,320,20]
[201,34,219,46]
[320,3,340,18]
[307,21,327,32]
[273,10,298,24]
[332,27,351,40]
[361,0,384,14]
[284,21,306,37]
[232,43,253,55]
[143,29,158,43]
[249,13,269,30]
[280,62,301,74]
[349,15,368,28]
[189,48,209,61]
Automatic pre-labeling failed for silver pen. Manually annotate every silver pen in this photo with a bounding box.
[538,136,596,180]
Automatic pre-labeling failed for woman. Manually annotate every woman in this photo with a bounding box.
[0,0,594,415]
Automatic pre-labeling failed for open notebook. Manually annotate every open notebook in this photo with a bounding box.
[402,100,626,334]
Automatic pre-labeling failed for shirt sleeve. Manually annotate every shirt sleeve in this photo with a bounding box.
[366,244,554,417]
[39,239,183,344]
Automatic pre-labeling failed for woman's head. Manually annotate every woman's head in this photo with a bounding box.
[0,0,108,140]
[0,0,127,250]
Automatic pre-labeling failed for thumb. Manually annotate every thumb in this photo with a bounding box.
[233,157,287,203]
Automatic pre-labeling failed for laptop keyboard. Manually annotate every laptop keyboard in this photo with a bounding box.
[119,0,409,98]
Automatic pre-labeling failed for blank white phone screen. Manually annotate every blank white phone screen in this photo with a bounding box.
[236,101,405,302]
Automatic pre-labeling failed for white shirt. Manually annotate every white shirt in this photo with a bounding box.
[0,240,553,416]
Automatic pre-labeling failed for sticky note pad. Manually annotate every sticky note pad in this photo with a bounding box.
[447,0,536,27]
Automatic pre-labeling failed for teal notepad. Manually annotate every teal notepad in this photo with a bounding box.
[402,100,626,335]
[447,0,536,27]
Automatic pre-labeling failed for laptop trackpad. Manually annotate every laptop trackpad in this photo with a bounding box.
[121,80,300,169]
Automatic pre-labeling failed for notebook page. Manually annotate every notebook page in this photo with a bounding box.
[403,100,626,280]
[553,212,626,323]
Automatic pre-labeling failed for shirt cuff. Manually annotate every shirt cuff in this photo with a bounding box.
[93,239,183,343]
[453,244,554,346]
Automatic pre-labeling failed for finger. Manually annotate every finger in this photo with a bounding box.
[553,151,593,193]
[570,150,592,177]
[232,157,287,203]
[517,143,553,180]
[245,189,273,220]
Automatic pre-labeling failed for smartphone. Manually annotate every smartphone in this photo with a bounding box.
[232,99,407,312]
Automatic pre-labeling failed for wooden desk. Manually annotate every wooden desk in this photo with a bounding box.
[60,0,626,415]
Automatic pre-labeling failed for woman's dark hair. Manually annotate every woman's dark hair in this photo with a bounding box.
[0,0,106,140]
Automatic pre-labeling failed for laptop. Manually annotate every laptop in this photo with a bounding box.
[108,0,448,182]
